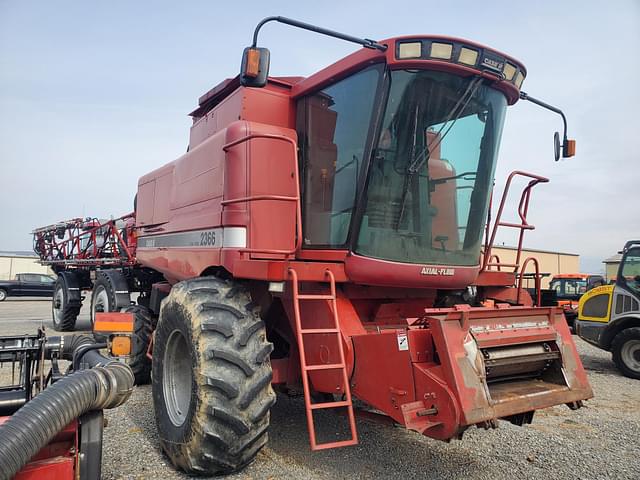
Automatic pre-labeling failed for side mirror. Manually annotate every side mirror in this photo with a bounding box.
[553,132,576,161]
[553,132,561,161]
[240,47,270,88]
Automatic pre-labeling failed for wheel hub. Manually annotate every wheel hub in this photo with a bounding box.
[52,287,64,322]
[621,339,640,372]
[93,287,110,315]
[163,329,193,426]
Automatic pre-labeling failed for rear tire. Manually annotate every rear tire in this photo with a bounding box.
[122,305,153,385]
[52,274,81,331]
[0,289,7,302]
[611,327,640,380]
[152,277,275,475]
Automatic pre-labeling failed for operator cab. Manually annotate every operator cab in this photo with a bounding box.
[288,36,526,287]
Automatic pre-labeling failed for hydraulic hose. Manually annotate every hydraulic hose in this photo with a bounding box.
[0,335,134,480]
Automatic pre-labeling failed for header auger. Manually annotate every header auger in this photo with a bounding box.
[33,16,590,476]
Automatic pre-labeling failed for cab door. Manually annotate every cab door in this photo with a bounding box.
[37,275,56,296]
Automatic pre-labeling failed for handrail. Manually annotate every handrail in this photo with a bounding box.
[482,171,549,273]
[485,254,502,271]
[223,133,303,258]
[516,256,541,307]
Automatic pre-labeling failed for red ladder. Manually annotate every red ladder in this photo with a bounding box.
[288,267,358,450]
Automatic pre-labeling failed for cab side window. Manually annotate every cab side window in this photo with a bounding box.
[297,64,383,247]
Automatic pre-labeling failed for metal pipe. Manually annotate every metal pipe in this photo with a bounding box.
[519,91,570,155]
[0,390,26,416]
[251,16,387,51]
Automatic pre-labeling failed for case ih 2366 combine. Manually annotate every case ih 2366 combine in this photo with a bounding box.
[29,17,591,476]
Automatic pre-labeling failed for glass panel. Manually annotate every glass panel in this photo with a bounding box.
[621,247,640,294]
[300,65,382,246]
[550,279,586,298]
[357,70,507,266]
[565,280,579,295]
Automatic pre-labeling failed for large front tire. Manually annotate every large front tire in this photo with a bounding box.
[152,277,275,475]
[611,327,640,380]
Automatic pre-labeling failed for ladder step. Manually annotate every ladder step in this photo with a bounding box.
[312,438,358,451]
[310,400,351,410]
[301,328,339,334]
[297,294,335,300]
[497,221,535,230]
[305,363,345,371]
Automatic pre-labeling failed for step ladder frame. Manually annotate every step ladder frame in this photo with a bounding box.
[288,267,358,450]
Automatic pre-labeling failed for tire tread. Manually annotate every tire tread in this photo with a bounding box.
[153,276,275,475]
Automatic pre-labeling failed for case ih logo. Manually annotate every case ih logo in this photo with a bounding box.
[481,56,504,71]
[420,267,455,276]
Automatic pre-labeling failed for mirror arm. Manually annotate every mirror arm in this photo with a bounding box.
[519,91,568,145]
[251,16,387,51]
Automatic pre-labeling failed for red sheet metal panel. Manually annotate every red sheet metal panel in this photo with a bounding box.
[14,457,75,480]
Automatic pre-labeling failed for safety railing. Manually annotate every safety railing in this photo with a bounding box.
[516,256,542,307]
[482,171,549,274]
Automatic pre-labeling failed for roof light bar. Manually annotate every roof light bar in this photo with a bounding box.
[396,39,526,90]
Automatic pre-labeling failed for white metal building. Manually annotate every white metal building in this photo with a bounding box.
[0,251,53,281]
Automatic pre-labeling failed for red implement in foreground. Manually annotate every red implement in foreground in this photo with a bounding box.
[0,418,77,480]
[34,16,591,476]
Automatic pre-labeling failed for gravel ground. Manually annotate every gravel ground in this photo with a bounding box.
[1,298,638,479]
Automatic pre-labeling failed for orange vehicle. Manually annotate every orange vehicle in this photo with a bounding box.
[550,273,605,329]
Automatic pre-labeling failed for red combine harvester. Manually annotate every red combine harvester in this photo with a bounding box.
[32,17,591,475]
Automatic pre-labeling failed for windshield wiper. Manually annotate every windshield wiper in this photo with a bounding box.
[408,76,484,174]
[395,76,484,230]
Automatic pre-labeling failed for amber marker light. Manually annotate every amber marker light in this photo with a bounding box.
[244,48,261,78]
[564,139,576,157]
[111,335,132,357]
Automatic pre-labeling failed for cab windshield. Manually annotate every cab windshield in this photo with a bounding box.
[550,279,588,299]
[619,246,640,295]
[356,70,507,266]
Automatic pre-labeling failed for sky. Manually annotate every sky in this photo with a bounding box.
[1,0,638,273]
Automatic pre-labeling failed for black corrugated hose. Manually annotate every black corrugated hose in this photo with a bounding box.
[0,335,134,480]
